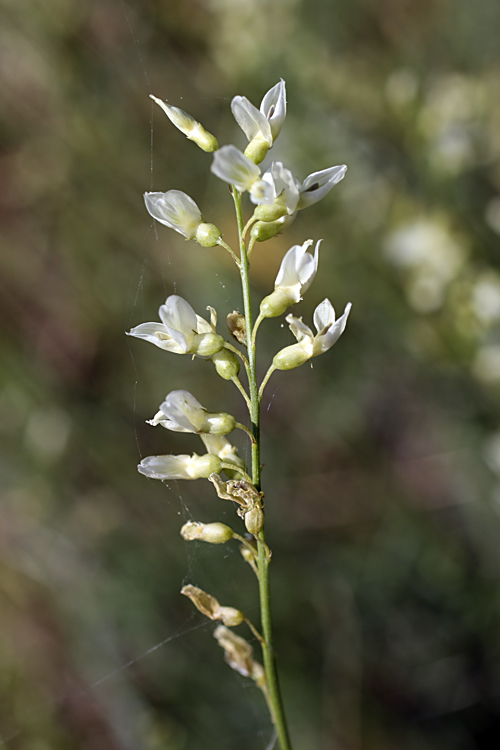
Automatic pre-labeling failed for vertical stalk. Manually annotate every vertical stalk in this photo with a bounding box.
[233,190,293,750]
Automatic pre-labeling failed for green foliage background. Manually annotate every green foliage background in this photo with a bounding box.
[2,1,500,748]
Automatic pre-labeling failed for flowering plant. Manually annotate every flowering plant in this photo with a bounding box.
[129,80,350,749]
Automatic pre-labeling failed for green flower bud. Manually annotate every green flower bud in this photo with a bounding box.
[211,349,241,380]
[195,222,222,247]
[244,507,264,535]
[250,220,284,243]
[244,136,270,165]
[192,454,223,478]
[272,342,312,371]
[190,332,225,357]
[200,412,237,435]
[253,203,288,222]
[181,521,234,544]
[260,288,294,318]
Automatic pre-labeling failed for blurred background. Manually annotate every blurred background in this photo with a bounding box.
[2,0,500,748]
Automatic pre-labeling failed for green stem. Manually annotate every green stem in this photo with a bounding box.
[232,188,293,750]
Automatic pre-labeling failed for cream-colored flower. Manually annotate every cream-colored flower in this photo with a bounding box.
[127,295,224,357]
[148,390,236,436]
[138,453,222,480]
[273,299,351,370]
[260,240,321,317]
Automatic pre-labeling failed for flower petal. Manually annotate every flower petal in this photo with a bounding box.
[297,165,347,210]
[313,302,351,355]
[159,295,198,352]
[126,322,185,353]
[260,79,287,141]
[231,96,272,145]
[211,145,260,192]
[138,454,198,480]
[285,314,314,344]
[313,298,336,333]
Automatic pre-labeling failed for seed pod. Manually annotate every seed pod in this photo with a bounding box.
[244,507,264,535]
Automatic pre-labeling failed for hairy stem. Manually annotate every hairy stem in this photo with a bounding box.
[232,189,293,750]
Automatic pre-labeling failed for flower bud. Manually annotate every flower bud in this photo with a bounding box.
[200,411,237,436]
[195,222,222,247]
[244,507,264,535]
[244,136,270,165]
[250,220,284,243]
[259,288,294,318]
[211,349,241,380]
[150,95,218,152]
[272,342,312,371]
[181,521,234,544]
[227,312,247,345]
[253,202,288,222]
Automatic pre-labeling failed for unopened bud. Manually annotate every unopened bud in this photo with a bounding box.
[253,203,288,222]
[200,411,237,436]
[211,349,240,380]
[151,95,219,152]
[195,222,222,247]
[181,521,234,544]
[260,288,294,318]
[227,312,247,345]
[244,507,264,535]
[244,136,270,165]
[250,220,284,243]
[273,342,312,371]
[190,332,225,357]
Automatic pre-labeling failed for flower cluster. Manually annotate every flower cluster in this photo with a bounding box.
[129,79,352,742]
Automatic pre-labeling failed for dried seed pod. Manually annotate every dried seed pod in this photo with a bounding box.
[227,312,247,345]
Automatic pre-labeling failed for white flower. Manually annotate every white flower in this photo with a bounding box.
[211,146,274,203]
[260,240,321,317]
[147,390,236,436]
[231,79,286,147]
[144,190,203,239]
[127,295,224,357]
[138,453,222,480]
[273,299,352,370]
[275,240,320,301]
[297,165,347,210]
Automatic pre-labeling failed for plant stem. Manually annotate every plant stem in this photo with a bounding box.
[232,189,293,750]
